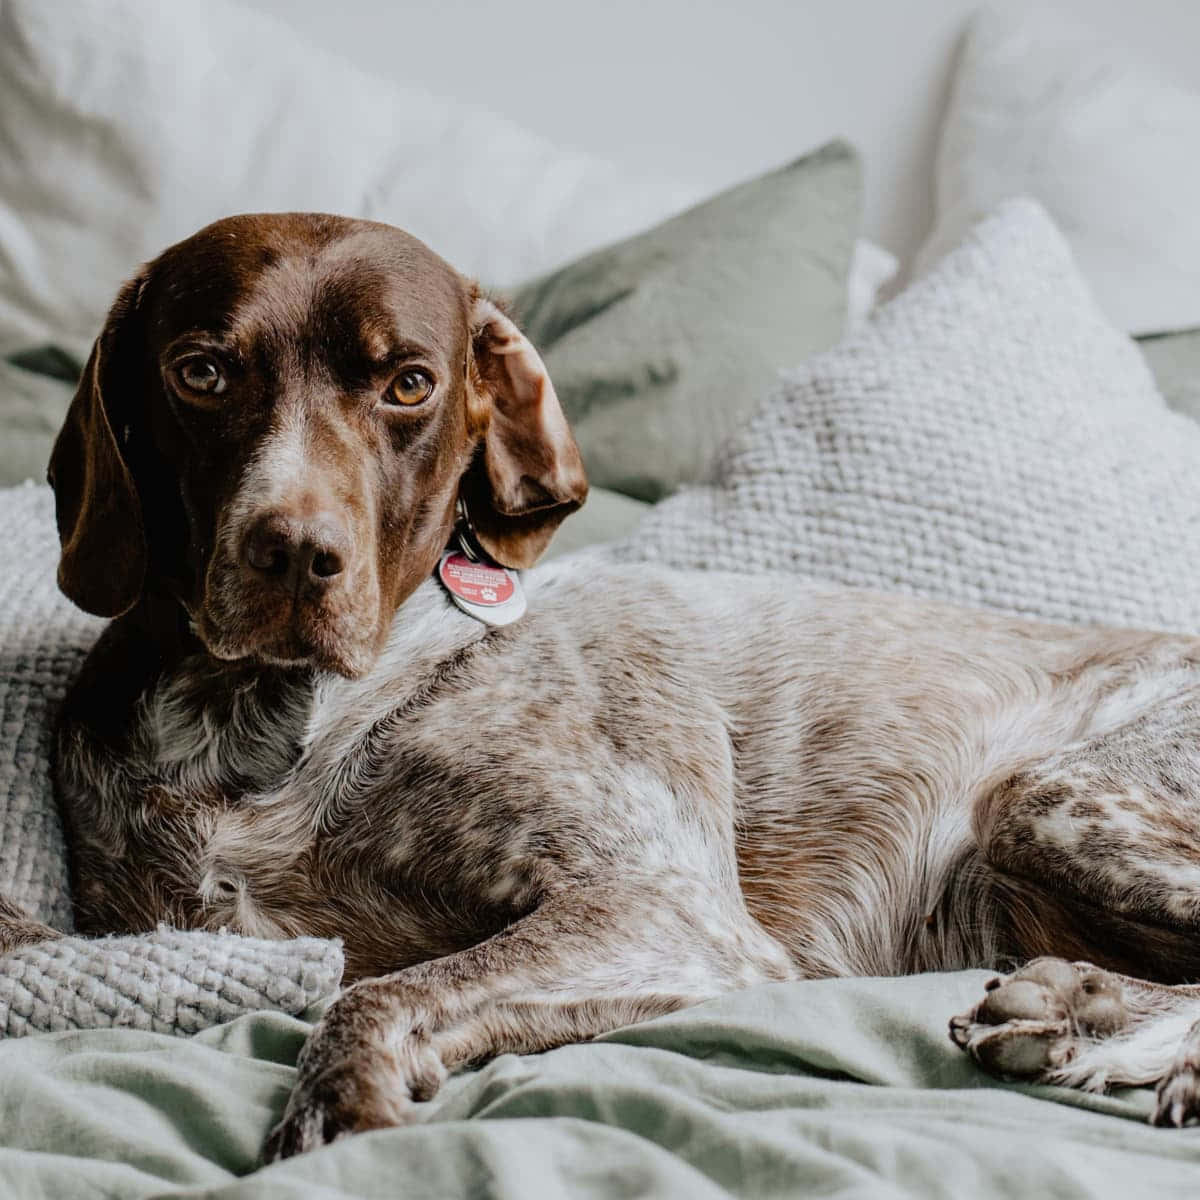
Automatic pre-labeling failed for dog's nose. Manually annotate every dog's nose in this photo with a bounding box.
[242,513,348,590]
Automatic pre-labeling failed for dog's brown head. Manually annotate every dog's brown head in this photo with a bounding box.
[48,213,586,676]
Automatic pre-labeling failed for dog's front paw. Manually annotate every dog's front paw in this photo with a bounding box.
[263,1060,417,1161]
[263,984,453,1160]
[949,957,1129,1079]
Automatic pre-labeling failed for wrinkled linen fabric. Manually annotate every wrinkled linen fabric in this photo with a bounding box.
[0,972,1196,1198]
[918,7,1200,336]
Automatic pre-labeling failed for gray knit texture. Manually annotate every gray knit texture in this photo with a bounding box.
[0,483,343,1035]
[0,927,342,1036]
[1,482,98,929]
[620,199,1200,632]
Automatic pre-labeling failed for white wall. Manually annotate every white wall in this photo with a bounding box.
[241,0,1200,264]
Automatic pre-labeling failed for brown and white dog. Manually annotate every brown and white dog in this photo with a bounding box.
[12,212,1200,1157]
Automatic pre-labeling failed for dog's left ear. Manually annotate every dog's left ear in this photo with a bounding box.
[459,296,587,568]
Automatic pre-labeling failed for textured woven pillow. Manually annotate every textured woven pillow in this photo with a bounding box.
[0,484,344,1035]
[0,928,341,1036]
[621,199,1200,633]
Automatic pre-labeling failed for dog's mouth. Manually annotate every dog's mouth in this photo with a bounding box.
[194,581,380,679]
[203,617,376,678]
[243,626,326,670]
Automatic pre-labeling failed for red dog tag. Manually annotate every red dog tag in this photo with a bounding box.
[437,552,526,626]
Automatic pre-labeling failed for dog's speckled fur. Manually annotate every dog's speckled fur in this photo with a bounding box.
[13,213,1200,1159]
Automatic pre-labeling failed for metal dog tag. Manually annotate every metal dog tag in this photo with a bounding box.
[437,551,527,626]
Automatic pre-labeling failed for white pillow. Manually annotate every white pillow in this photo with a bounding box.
[917,7,1200,337]
[846,239,899,331]
[0,0,695,361]
[624,198,1200,633]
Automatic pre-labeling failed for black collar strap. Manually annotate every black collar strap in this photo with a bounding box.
[450,499,487,563]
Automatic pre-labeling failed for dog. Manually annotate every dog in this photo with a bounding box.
[10,212,1200,1158]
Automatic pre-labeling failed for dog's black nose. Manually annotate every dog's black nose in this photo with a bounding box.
[243,513,348,590]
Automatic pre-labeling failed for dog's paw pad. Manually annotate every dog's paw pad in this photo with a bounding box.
[949,958,1129,1080]
[951,1014,1074,1076]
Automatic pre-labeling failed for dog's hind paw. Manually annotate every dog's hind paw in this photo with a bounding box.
[949,957,1129,1080]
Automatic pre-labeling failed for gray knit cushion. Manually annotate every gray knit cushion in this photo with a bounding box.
[0,483,343,1034]
[1,483,96,929]
[622,199,1200,632]
[0,927,341,1036]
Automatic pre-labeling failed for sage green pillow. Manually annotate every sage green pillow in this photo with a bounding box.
[0,351,76,486]
[1139,330,1200,423]
[509,140,861,502]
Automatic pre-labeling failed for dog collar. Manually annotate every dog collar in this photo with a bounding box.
[436,507,527,627]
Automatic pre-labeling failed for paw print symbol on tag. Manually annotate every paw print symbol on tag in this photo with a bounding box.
[481,587,498,602]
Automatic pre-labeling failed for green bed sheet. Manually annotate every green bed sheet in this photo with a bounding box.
[2,971,1198,1199]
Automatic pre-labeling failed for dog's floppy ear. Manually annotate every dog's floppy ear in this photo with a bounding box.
[459,296,587,568]
[47,273,149,618]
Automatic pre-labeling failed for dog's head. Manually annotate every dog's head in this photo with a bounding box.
[48,214,586,676]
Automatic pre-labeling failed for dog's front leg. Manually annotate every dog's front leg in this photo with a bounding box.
[265,878,794,1159]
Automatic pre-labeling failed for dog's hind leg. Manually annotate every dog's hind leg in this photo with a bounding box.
[953,679,1200,1119]
[975,681,1200,977]
[1153,1017,1200,1125]
[951,958,1200,1123]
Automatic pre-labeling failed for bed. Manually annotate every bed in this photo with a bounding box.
[6,973,1199,1199]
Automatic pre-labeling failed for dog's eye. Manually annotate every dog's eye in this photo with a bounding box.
[178,357,226,396]
[385,369,434,407]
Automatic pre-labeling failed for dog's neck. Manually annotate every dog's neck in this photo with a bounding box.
[129,574,496,783]
[316,574,494,708]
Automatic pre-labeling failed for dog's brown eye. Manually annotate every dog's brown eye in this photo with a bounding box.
[385,369,434,406]
[178,357,226,395]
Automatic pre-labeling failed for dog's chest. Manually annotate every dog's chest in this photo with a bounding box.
[121,669,537,978]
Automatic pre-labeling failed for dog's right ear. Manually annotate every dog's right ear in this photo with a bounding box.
[48,272,149,618]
